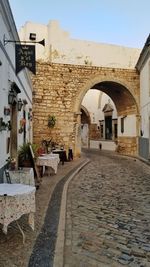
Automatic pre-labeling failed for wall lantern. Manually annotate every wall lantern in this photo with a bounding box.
[8,89,15,105]
[8,82,21,106]
[18,98,23,111]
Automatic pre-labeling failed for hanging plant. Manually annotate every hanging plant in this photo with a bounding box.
[18,118,26,134]
[48,115,56,128]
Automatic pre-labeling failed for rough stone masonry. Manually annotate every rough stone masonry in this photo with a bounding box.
[31,62,140,157]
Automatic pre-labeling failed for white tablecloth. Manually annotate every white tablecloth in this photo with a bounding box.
[41,153,60,160]
[3,168,35,186]
[0,183,36,234]
[36,154,60,174]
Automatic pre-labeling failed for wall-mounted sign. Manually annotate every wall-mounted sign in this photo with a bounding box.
[15,44,36,75]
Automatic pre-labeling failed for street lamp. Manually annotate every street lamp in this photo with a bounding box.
[18,98,23,111]
[8,89,15,105]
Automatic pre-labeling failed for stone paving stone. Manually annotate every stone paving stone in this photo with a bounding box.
[64,149,150,267]
[0,157,85,267]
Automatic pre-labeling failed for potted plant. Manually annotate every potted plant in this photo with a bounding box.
[47,115,56,128]
[18,142,39,167]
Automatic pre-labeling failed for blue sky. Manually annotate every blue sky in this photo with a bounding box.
[9,0,150,48]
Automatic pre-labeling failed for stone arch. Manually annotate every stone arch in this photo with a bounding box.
[32,63,140,157]
[81,105,91,124]
[73,74,140,156]
[80,105,91,148]
[73,75,139,116]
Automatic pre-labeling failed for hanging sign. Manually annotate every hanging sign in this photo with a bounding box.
[15,44,36,74]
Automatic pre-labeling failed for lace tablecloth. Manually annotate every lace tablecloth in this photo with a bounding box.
[36,154,60,174]
[3,168,35,186]
[0,183,36,234]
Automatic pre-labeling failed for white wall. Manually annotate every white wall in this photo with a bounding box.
[90,140,116,150]
[82,89,117,125]
[81,124,89,148]
[118,115,137,137]
[19,20,141,69]
[140,59,150,138]
[0,0,33,170]
[82,89,101,124]
[98,93,117,120]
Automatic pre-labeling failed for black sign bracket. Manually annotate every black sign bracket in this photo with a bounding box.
[3,34,45,46]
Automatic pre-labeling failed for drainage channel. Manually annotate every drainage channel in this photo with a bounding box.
[28,160,89,267]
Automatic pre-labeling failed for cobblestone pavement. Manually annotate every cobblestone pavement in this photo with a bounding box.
[64,150,150,267]
[0,157,85,267]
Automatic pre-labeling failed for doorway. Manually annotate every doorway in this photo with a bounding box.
[105,116,112,140]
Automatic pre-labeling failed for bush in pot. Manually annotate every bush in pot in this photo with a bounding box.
[18,142,39,167]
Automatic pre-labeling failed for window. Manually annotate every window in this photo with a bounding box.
[100,124,103,138]
[121,117,124,133]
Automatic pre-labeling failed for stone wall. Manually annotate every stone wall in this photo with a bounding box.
[117,137,137,155]
[32,62,140,157]
[90,124,100,140]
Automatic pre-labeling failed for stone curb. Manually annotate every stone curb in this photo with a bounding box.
[53,158,90,267]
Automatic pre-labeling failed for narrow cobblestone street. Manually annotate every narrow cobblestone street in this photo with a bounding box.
[64,149,150,267]
[0,157,85,267]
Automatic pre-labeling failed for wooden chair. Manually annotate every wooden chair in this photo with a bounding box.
[29,145,41,188]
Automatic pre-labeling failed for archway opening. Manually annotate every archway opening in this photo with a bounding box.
[91,81,137,116]
[78,80,139,155]
[81,88,117,150]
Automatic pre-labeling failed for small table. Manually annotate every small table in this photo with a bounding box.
[0,183,36,235]
[36,154,60,174]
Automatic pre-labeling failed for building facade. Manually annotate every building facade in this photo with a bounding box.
[19,20,140,69]
[0,0,33,179]
[19,20,141,157]
[136,35,150,160]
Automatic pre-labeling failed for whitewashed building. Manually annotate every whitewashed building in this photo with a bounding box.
[19,20,140,69]
[81,89,117,150]
[136,35,150,160]
[0,0,33,179]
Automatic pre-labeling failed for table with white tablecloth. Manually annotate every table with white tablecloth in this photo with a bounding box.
[36,154,60,174]
[3,168,35,186]
[0,183,36,234]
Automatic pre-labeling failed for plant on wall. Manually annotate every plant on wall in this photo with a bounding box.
[18,142,39,167]
[47,115,56,128]
[0,118,11,131]
[19,118,26,134]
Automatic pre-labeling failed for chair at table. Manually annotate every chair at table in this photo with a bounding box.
[4,169,11,184]
[52,149,67,165]
[68,148,73,161]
